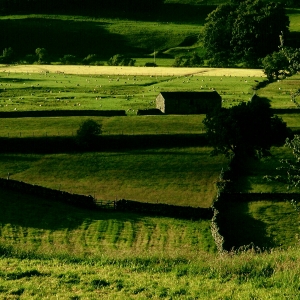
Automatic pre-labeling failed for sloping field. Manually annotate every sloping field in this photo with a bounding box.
[0,148,228,207]
[0,188,216,258]
[0,64,265,77]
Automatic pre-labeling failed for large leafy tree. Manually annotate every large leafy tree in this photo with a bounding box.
[203,0,290,67]
[203,95,290,159]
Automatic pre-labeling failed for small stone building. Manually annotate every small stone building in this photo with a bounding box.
[156,91,222,114]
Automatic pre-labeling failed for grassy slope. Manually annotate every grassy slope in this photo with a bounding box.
[0,148,228,207]
[0,15,204,62]
[1,188,300,299]
[0,188,215,257]
[0,6,300,297]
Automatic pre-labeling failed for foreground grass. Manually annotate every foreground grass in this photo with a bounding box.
[1,246,300,299]
[0,147,227,207]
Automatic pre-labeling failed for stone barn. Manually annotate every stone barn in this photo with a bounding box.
[156,91,222,114]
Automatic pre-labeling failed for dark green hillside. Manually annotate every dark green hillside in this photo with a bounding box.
[0,18,132,60]
[0,16,204,61]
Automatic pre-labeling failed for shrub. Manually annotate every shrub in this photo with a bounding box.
[144,62,157,67]
[76,119,102,149]
[60,54,77,65]
[82,54,98,65]
[107,54,135,66]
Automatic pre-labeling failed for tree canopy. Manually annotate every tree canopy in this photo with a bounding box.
[203,95,291,159]
[202,0,290,67]
[76,119,102,149]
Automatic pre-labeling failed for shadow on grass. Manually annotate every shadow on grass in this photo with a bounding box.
[218,201,276,251]
[0,188,142,231]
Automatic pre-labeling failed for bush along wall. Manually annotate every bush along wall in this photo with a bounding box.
[0,178,97,209]
[210,167,229,253]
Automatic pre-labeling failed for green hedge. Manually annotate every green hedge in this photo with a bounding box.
[0,134,208,153]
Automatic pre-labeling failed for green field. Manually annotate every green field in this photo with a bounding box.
[1,3,300,298]
[1,189,300,299]
[0,115,206,137]
[0,148,228,207]
[0,70,274,115]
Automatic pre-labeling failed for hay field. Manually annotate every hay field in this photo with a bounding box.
[0,64,265,77]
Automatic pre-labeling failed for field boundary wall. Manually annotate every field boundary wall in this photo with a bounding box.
[0,110,126,118]
[0,178,213,220]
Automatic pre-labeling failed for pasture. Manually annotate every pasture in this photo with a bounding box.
[0,66,299,206]
[1,188,300,299]
[0,148,228,207]
[0,66,267,116]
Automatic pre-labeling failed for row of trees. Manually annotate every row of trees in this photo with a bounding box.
[202,0,300,79]
[0,47,136,66]
[173,52,204,68]
[202,0,290,68]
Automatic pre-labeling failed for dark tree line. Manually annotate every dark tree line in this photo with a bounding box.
[202,0,290,67]
[0,0,165,14]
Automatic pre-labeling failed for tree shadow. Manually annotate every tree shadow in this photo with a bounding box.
[218,201,276,251]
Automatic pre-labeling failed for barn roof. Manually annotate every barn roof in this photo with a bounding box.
[158,91,221,100]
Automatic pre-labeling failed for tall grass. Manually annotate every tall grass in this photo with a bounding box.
[1,246,300,299]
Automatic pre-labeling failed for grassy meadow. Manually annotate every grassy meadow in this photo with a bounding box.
[1,189,300,299]
[0,68,268,116]
[0,4,300,298]
[0,148,228,207]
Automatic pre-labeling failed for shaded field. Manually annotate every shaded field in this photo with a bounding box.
[0,147,227,207]
[229,146,298,194]
[0,188,216,258]
[218,200,300,250]
[0,16,203,61]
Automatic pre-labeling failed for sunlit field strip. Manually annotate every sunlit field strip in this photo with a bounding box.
[0,64,265,77]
